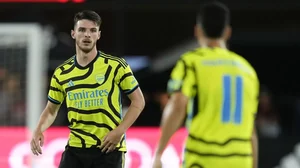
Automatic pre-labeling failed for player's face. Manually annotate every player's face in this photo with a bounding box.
[71,19,101,53]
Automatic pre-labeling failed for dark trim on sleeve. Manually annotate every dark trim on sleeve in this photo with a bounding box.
[168,89,181,94]
[49,86,63,93]
[48,96,61,104]
[123,85,139,95]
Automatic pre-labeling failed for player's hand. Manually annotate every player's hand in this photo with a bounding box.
[100,128,123,153]
[152,154,162,168]
[30,130,44,156]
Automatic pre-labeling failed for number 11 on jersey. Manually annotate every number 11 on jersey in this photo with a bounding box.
[222,75,243,125]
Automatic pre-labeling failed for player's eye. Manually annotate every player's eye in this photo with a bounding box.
[78,28,85,32]
[91,29,97,32]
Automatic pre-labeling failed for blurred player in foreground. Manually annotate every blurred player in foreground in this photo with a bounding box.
[30,10,145,168]
[152,2,259,168]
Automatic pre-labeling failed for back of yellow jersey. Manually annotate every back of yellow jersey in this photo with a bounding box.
[168,47,259,156]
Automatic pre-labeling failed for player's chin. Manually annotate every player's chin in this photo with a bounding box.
[79,45,93,53]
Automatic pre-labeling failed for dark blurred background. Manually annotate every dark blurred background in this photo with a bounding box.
[1,0,300,167]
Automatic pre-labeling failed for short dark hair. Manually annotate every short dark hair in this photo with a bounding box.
[197,2,230,38]
[73,10,102,28]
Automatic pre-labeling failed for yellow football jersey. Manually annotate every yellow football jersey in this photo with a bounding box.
[168,47,259,167]
[48,51,139,151]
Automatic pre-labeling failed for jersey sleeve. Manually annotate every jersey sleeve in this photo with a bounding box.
[117,59,139,95]
[48,71,65,104]
[167,56,196,97]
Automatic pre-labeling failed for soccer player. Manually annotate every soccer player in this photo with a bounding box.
[152,2,259,168]
[30,10,145,168]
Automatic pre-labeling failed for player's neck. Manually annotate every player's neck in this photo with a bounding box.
[204,39,227,49]
[76,48,98,67]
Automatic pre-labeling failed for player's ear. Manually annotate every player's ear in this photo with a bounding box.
[194,25,199,38]
[98,31,101,40]
[195,24,206,44]
[223,26,232,41]
[194,24,204,38]
[71,30,75,39]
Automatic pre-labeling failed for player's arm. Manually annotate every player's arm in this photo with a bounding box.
[35,101,61,133]
[116,61,145,133]
[118,87,145,133]
[154,57,195,157]
[101,87,145,153]
[31,102,60,155]
[154,92,188,157]
[36,72,65,132]
[101,60,145,153]
[31,72,65,155]
[252,125,258,168]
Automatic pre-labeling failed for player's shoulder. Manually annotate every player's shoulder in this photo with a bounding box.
[98,51,128,68]
[229,51,253,68]
[229,51,257,76]
[53,55,75,75]
[178,47,204,64]
[182,47,205,58]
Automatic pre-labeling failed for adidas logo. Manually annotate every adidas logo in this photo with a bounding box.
[68,80,75,87]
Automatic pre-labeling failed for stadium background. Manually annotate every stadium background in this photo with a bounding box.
[0,0,300,167]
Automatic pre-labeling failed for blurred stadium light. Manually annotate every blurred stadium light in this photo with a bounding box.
[151,30,300,73]
[151,39,198,73]
[124,56,150,72]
